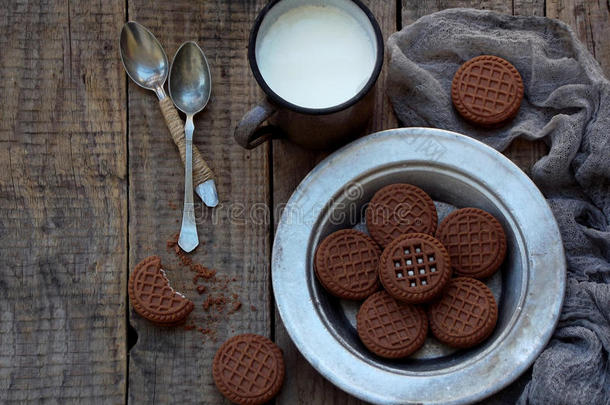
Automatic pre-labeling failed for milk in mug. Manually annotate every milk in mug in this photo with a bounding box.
[256,4,377,109]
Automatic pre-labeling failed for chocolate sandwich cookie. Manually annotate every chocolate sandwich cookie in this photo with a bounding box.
[128,256,194,326]
[428,277,498,348]
[435,207,507,279]
[379,233,451,304]
[213,334,285,405]
[314,229,381,300]
[357,291,428,358]
[366,183,438,247]
[452,55,523,126]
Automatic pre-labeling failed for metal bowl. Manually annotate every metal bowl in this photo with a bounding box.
[272,128,565,404]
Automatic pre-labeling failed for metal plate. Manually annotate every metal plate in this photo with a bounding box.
[272,128,565,404]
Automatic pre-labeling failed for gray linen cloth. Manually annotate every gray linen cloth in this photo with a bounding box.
[387,9,610,404]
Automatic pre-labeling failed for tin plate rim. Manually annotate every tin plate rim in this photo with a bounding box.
[272,128,565,405]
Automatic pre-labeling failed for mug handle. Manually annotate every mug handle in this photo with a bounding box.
[234,98,283,149]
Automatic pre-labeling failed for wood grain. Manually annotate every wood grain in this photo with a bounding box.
[402,0,511,24]
[0,0,127,403]
[271,1,397,404]
[126,0,271,403]
[513,0,545,16]
[547,0,610,77]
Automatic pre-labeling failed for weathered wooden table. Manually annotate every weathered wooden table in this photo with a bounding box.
[1,0,608,403]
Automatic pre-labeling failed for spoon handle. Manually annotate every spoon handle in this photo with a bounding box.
[159,97,217,202]
[178,116,199,252]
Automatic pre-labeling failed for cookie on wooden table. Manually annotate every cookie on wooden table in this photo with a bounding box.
[435,207,506,279]
[428,277,498,348]
[128,256,194,326]
[366,183,438,247]
[314,229,381,300]
[379,233,451,304]
[451,55,524,126]
[357,291,428,359]
[213,334,285,405]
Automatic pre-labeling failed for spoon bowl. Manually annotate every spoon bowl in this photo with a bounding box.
[169,42,212,114]
[120,21,168,91]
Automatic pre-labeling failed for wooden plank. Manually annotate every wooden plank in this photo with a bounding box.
[513,0,545,16]
[547,0,610,77]
[126,0,271,403]
[402,0,511,25]
[364,1,401,133]
[0,0,127,403]
[272,1,397,404]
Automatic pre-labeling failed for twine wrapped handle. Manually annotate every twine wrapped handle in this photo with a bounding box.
[159,97,215,185]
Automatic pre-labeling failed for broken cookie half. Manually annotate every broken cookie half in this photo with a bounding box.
[128,256,194,326]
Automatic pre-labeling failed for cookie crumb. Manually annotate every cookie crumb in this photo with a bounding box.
[214,295,227,312]
[167,234,196,265]
[166,232,240,346]
[191,263,216,279]
[166,233,179,249]
[229,301,242,314]
[178,250,193,266]
[203,296,214,311]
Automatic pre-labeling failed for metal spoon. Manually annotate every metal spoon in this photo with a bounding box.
[119,21,218,207]
[168,41,212,252]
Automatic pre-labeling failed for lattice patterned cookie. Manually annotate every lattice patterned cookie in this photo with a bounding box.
[451,55,524,126]
[314,229,381,300]
[366,183,438,247]
[213,334,285,405]
[357,291,428,358]
[428,277,498,348]
[128,256,194,326]
[379,233,451,303]
[436,207,506,279]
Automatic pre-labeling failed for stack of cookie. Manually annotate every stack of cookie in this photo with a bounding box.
[314,183,507,358]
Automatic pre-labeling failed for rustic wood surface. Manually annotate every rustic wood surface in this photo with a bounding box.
[0,0,127,403]
[0,0,608,403]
